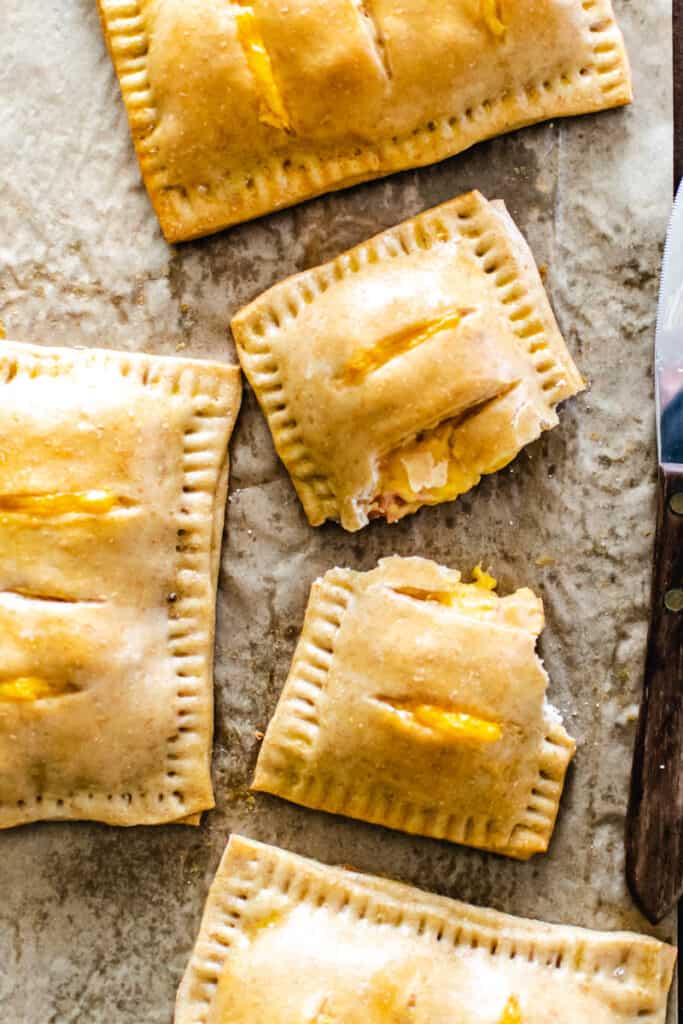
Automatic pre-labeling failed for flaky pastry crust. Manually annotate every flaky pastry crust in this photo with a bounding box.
[253,557,575,859]
[233,192,584,531]
[175,835,676,1024]
[0,341,241,827]
[98,0,631,241]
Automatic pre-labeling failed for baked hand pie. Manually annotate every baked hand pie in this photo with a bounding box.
[253,556,575,859]
[98,0,631,241]
[175,835,676,1024]
[233,192,584,531]
[0,341,241,828]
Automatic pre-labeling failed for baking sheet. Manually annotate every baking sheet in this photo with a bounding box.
[0,1,677,1021]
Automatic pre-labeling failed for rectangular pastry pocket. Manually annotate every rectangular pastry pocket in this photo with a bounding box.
[98,0,631,239]
[233,191,584,531]
[254,556,575,859]
[175,835,677,1024]
[0,341,241,827]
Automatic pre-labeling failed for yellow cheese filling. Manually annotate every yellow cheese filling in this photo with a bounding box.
[471,564,497,590]
[391,585,458,606]
[383,698,503,745]
[390,565,499,613]
[375,418,478,514]
[483,0,506,37]
[236,7,291,131]
[339,309,469,386]
[499,994,522,1024]
[243,909,287,940]
[0,676,78,702]
[0,489,120,517]
[371,391,518,521]
[307,986,520,1023]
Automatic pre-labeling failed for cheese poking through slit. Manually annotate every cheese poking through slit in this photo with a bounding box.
[499,994,523,1024]
[482,0,506,37]
[390,586,456,606]
[0,677,79,702]
[381,698,503,745]
[0,490,122,517]
[339,309,471,386]
[390,566,499,613]
[236,7,291,131]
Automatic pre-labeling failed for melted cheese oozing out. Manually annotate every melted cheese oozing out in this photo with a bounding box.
[236,8,291,131]
[374,382,519,519]
[0,677,78,702]
[385,699,503,744]
[482,0,506,36]
[378,417,480,509]
[499,994,523,1024]
[0,490,120,516]
[340,309,468,386]
[472,564,497,590]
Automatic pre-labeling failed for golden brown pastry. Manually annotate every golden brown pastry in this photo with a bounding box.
[97,0,632,241]
[233,192,584,531]
[174,835,677,1024]
[0,340,241,827]
[253,556,575,859]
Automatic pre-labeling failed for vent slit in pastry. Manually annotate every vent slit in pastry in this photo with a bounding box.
[0,490,134,517]
[0,677,81,702]
[235,5,292,132]
[0,589,105,606]
[389,585,458,606]
[337,307,475,386]
[498,994,522,1024]
[482,0,506,37]
[388,564,497,609]
[349,0,392,79]
[374,697,504,745]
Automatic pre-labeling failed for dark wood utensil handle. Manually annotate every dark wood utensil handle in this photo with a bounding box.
[626,464,683,923]
[675,0,683,188]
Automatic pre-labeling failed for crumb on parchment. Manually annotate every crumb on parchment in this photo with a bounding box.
[535,555,555,567]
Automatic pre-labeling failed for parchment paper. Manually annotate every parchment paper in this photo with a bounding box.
[0,2,677,1021]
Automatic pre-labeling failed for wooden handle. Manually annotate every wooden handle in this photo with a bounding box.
[626,464,683,923]
[676,0,683,188]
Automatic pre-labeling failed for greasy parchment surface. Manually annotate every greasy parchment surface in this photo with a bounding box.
[0,2,676,1021]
